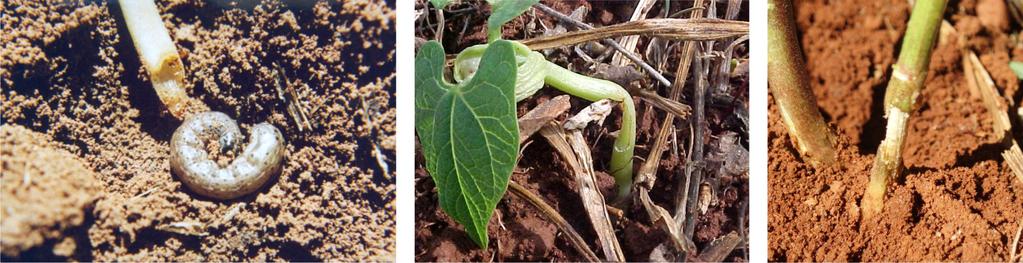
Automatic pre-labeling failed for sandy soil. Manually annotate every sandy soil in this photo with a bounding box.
[769,0,1023,261]
[415,0,750,261]
[0,125,102,257]
[1,0,395,261]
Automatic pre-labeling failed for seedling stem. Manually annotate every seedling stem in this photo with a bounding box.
[118,0,193,119]
[767,0,836,168]
[863,0,947,220]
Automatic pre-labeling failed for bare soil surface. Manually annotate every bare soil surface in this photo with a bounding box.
[415,0,749,261]
[1,0,395,261]
[0,125,102,257]
[769,0,1023,261]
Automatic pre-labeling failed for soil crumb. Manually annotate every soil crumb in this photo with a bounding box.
[1,0,395,261]
[770,0,1023,261]
[0,124,102,257]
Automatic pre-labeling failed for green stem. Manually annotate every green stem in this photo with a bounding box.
[767,0,836,168]
[545,62,636,201]
[488,29,501,43]
[863,0,947,220]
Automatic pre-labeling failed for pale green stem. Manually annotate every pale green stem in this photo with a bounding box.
[119,0,191,118]
[545,63,636,201]
[863,0,947,220]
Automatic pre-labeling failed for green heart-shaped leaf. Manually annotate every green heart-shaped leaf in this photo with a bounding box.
[415,40,519,248]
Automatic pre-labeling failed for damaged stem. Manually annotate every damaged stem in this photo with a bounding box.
[863,0,946,220]
[118,0,196,119]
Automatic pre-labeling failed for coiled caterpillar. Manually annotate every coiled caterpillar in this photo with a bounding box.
[170,111,285,200]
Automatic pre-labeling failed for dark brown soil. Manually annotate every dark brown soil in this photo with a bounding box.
[1,0,395,261]
[415,0,749,261]
[769,0,1023,261]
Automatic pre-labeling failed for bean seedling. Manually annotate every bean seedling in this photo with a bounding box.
[415,0,636,248]
[451,40,638,199]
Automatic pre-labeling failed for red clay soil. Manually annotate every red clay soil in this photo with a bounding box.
[1,0,395,261]
[769,0,1023,261]
[415,0,750,261]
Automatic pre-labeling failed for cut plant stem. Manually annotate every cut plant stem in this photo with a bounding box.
[118,0,193,119]
[767,0,836,167]
[863,0,947,220]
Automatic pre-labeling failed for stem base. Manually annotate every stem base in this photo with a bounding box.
[863,108,908,219]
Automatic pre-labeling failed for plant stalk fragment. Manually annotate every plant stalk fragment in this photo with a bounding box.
[520,18,749,50]
[119,0,195,119]
[862,0,947,220]
[767,0,836,168]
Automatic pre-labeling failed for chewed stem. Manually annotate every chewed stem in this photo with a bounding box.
[863,0,947,220]
[119,0,200,119]
[863,108,908,219]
